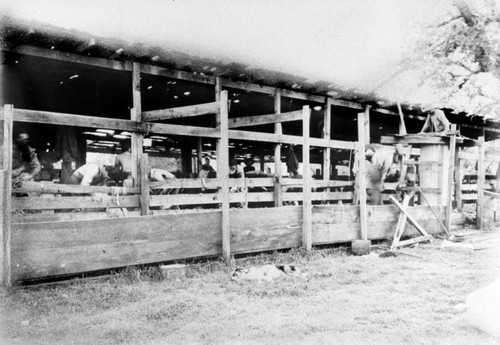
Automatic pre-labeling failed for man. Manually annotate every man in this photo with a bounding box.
[199,157,215,179]
[69,163,109,186]
[12,133,41,185]
[243,157,256,174]
[115,141,133,187]
[229,159,245,179]
[420,109,450,133]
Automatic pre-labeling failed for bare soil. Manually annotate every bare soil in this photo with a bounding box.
[1,230,500,345]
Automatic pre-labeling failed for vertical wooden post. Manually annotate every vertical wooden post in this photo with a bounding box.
[477,136,485,229]
[357,112,368,240]
[445,125,457,233]
[214,77,221,173]
[323,98,332,181]
[364,105,371,144]
[196,138,203,173]
[139,153,150,215]
[274,90,283,207]
[1,105,13,287]
[131,63,147,215]
[455,148,463,212]
[218,91,230,261]
[302,106,312,251]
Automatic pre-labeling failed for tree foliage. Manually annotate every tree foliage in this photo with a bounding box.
[413,0,500,120]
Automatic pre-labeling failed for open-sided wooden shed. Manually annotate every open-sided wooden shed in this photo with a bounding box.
[1,19,498,286]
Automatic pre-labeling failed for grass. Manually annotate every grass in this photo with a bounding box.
[1,237,499,345]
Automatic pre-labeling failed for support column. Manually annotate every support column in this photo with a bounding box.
[302,106,312,251]
[364,105,371,144]
[477,136,485,229]
[356,111,368,241]
[131,62,148,215]
[274,90,283,207]
[323,98,332,181]
[196,138,203,173]
[218,91,231,262]
[1,105,13,286]
[445,125,457,232]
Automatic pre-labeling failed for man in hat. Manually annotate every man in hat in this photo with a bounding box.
[12,133,41,185]
[420,108,451,133]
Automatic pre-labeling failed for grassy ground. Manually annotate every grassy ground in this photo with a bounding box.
[1,232,499,345]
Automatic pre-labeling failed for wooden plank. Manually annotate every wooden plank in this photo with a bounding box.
[231,206,302,253]
[228,110,302,128]
[1,105,13,287]
[143,102,220,122]
[397,102,407,135]
[140,63,215,85]
[9,109,146,132]
[149,122,221,138]
[281,89,325,104]
[455,152,463,212]
[11,212,222,280]
[131,62,143,187]
[139,154,150,215]
[445,126,457,232]
[219,91,231,261]
[11,45,133,72]
[389,196,431,237]
[477,136,486,229]
[364,105,371,144]
[357,112,368,240]
[220,79,276,96]
[312,205,461,244]
[13,195,140,210]
[323,98,332,182]
[149,177,353,189]
[381,135,449,145]
[391,192,414,248]
[302,106,312,251]
[228,129,355,150]
[274,90,283,207]
[395,235,433,247]
[7,108,355,148]
[16,181,139,195]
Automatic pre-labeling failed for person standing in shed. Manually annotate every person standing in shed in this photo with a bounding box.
[420,108,451,133]
[12,133,41,186]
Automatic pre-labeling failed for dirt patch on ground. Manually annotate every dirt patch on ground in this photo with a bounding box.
[1,231,500,345]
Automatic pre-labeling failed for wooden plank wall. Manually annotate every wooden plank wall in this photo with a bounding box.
[11,205,465,281]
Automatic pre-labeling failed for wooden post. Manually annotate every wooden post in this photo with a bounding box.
[196,138,203,173]
[323,98,332,181]
[445,125,456,232]
[274,90,283,207]
[139,153,150,215]
[364,105,371,144]
[477,136,485,229]
[1,105,13,287]
[219,91,230,261]
[131,62,143,188]
[397,102,407,135]
[357,112,368,240]
[455,148,463,212]
[302,106,312,251]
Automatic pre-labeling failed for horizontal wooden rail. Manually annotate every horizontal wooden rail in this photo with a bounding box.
[459,151,500,162]
[8,109,147,132]
[143,102,220,122]
[16,181,139,194]
[484,190,500,199]
[228,110,303,128]
[12,189,354,210]
[13,195,140,210]
[6,108,355,149]
[149,178,354,189]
